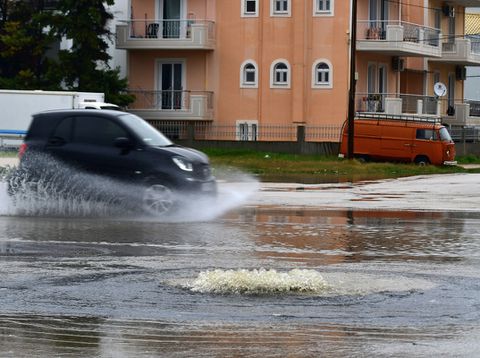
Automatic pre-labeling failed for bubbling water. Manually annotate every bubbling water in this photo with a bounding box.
[188,268,330,295]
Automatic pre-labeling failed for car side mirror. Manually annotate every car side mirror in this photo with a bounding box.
[114,137,133,149]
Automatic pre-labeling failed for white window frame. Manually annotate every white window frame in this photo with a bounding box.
[271,0,291,17]
[270,59,291,88]
[240,60,259,88]
[236,120,259,141]
[313,0,334,16]
[312,59,333,88]
[241,0,259,17]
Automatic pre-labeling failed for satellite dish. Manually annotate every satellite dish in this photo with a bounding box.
[434,82,447,97]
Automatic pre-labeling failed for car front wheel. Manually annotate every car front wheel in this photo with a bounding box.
[142,183,175,216]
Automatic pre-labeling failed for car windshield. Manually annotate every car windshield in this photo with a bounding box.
[439,127,452,142]
[118,114,173,146]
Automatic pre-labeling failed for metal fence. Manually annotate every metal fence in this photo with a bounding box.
[146,121,342,143]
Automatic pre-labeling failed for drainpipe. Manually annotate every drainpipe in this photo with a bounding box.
[347,0,357,159]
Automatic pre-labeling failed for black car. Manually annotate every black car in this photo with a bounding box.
[9,109,216,215]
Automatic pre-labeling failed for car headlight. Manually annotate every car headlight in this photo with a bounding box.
[172,157,193,171]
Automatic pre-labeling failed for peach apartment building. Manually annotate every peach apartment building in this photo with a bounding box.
[116,0,480,142]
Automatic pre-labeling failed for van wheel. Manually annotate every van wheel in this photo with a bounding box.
[142,183,175,215]
[415,156,430,166]
[356,155,370,163]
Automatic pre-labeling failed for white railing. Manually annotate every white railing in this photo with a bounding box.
[122,19,215,41]
[357,20,440,46]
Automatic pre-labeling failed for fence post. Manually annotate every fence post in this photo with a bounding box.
[297,125,305,154]
[187,121,195,144]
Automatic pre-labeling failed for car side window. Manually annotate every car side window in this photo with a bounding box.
[73,116,128,146]
[416,129,437,141]
[51,116,75,142]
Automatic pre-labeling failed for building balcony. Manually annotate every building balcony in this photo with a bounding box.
[429,38,480,66]
[442,100,480,127]
[116,20,215,50]
[356,20,442,58]
[126,90,214,121]
[356,93,440,117]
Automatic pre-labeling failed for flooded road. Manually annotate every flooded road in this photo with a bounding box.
[1,175,480,356]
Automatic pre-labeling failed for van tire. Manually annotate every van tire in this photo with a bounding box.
[414,156,430,166]
[356,155,370,163]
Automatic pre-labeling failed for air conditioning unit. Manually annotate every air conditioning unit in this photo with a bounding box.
[392,57,405,72]
[442,5,455,17]
[455,65,466,80]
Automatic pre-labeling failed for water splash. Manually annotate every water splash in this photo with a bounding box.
[188,268,329,295]
[0,154,258,221]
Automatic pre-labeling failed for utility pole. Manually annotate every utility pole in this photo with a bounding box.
[347,0,357,160]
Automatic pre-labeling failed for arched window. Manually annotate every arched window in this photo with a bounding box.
[240,60,258,88]
[270,60,291,88]
[312,60,333,88]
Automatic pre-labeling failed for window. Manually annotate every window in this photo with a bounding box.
[312,60,332,88]
[51,117,74,143]
[314,0,333,16]
[236,120,258,141]
[73,116,128,146]
[271,0,290,16]
[242,0,258,17]
[240,60,258,88]
[271,60,291,88]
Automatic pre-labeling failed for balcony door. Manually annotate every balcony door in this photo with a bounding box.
[158,61,185,110]
[159,0,186,38]
[369,0,388,39]
[367,63,387,112]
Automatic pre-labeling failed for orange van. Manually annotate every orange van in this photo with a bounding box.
[339,113,456,165]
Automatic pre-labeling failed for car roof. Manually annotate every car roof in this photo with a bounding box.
[33,109,124,117]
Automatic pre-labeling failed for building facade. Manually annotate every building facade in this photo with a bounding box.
[116,0,480,141]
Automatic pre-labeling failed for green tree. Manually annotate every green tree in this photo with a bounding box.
[49,0,133,106]
[0,0,134,106]
[0,0,57,89]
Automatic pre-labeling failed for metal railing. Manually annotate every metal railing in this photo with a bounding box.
[123,19,215,41]
[400,94,438,115]
[127,90,213,111]
[449,126,480,143]
[357,20,440,46]
[356,93,387,113]
[144,121,342,142]
[467,100,480,117]
[442,37,480,55]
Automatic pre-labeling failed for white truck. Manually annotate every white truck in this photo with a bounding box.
[0,89,120,146]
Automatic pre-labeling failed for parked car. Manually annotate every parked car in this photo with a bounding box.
[8,109,217,215]
[339,113,457,166]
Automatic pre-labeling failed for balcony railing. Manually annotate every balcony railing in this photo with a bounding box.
[358,20,440,45]
[116,19,215,50]
[128,90,212,110]
[126,19,214,40]
[126,90,214,121]
[436,37,480,65]
[357,20,441,57]
[356,93,439,116]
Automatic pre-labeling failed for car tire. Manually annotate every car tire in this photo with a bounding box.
[142,183,175,216]
[414,156,430,166]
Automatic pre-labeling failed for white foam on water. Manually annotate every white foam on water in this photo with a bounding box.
[182,268,436,297]
[187,268,330,295]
